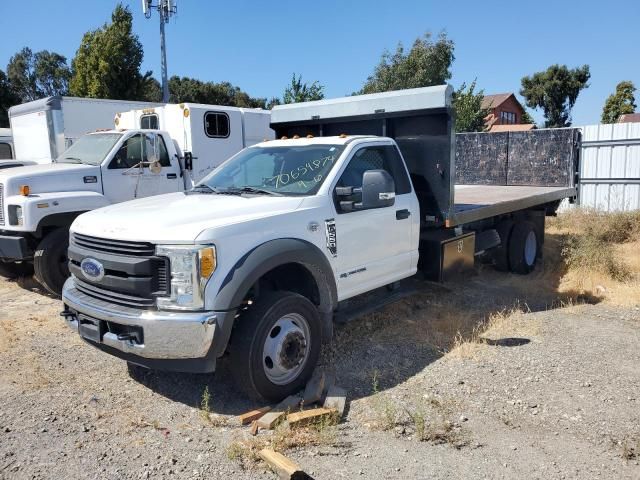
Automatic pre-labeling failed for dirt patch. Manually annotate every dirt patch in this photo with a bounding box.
[0,212,639,479]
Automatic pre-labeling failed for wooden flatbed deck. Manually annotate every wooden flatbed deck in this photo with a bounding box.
[449,184,576,226]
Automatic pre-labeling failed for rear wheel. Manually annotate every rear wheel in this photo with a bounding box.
[491,219,514,272]
[228,291,322,402]
[508,221,539,274]
[0,261,34,279]
[33,228,70,296]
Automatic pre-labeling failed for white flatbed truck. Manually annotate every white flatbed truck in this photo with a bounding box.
[61,85,580,401]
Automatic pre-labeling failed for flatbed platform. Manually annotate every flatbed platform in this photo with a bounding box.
[449,184,576,226]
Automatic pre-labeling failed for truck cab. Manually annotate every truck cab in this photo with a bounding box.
[0,129,184,293]
[0,103,273,295]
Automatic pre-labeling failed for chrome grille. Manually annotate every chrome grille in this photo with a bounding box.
[0,184,4,226]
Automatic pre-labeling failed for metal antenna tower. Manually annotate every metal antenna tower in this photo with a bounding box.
[142,0,177,103]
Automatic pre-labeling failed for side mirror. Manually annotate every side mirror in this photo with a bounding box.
[184,152,193,171]
[337,169,395,212]
[149,160,162,174]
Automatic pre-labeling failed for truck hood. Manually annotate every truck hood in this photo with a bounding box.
[72,192,306,243]
[0,163,101,196]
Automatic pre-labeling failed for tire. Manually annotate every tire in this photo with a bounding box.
[33,228,70,296]
[508,221,539,275]
[228,291,322,402]
[0,261,33,279]
[491,219,514,272]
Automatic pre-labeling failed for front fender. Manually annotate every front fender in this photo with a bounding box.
[209,238,338,357]
[3,191,111,233]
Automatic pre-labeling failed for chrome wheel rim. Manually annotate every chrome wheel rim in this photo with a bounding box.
[262,313,311,386]
[524,231,537,266]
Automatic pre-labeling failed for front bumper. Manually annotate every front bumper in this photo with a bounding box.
[0,233,32,260]
[61,278,226,373]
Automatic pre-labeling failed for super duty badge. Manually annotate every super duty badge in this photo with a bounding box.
[325,219,337,257]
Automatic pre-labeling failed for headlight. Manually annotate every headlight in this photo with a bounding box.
[155,245,217,311]
[8,205,23,226]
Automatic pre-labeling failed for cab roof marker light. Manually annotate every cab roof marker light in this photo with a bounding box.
[293,135,300,139]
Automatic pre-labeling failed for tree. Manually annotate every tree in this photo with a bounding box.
[452,80,490,133]
[520,64,590,128]
[0,69,20,127]
[359,32,454,94]
[143,77,162,102]
[168,76,265,108]
[70,4,151,100]
[7,47,71,101]
[601,81,636,124]
[520,108,535,125]
[282,74,324,104]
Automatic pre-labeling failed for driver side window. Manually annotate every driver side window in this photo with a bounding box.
[109,134,144,169]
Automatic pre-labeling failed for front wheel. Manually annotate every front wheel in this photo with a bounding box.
[33,228,70,296]
[228,291,322,402]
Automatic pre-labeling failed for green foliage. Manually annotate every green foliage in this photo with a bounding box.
[453,80,490,133]
[520,108,535,125]
[7,47,71,101]
[520,64,590,127]
[359,32,454,94]
[0,69,20,127]
[70,4,151,100]
[282,73,324,104]
[168,76,265,108]
[601,81,636,124]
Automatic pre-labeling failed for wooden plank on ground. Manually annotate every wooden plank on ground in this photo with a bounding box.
[258,448,313,480]
[322,385,347,417]
[287,407,336,428]
[250,420,259,436]
[256,395,301,430]
[236,406,271,425]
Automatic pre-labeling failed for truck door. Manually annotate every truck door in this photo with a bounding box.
[101,133,182,204]
[331,144,416,300]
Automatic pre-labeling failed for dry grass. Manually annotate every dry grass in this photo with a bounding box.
[549,209,640,305]
[226,414,340,470]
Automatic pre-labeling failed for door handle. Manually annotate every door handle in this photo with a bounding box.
[167,173,177,179]
[396,209,411,220]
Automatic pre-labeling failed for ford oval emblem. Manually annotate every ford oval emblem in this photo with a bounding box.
[81,258,105,282]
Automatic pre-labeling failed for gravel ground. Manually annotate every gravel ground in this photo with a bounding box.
[1,264,639,479]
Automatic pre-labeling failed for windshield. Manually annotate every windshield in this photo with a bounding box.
[57,133,122,165]
[197,144,345,196]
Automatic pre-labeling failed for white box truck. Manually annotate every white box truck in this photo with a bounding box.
[7,96,162,167]
[115,103,272,188]
[0,103,273,294]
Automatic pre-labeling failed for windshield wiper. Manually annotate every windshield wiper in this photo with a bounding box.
[187,184,219,195]
[60,156,83,164]
[225,186,283,196]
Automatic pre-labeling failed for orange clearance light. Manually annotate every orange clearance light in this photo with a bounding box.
[339,133,348,138]
[293,135,300,139]
[183,108,190,118]
[114,117,120,126]
[306,134,314,138]
[281,136,288,140]
[19,185,30,196]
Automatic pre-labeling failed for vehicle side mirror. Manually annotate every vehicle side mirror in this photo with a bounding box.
[184,152,193,171]
[336,169,395,212]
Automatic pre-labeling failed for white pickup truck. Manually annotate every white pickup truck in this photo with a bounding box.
[0,104,272,294]
[61,86,580,401]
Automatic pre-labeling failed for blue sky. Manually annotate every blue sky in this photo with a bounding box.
[1,0,638,125]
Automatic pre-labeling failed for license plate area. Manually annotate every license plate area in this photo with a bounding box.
[78,315,105,343]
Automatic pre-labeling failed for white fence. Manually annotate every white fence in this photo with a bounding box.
[578,122,640,211]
